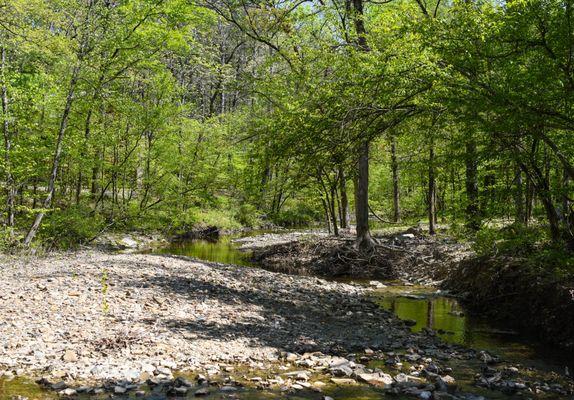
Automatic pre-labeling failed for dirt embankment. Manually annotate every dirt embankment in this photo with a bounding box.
[444,256,574,350]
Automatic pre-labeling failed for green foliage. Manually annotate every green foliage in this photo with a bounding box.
[271,202,321,227]
[170,207,242,234]
[39,207,104,249]
[235,204,261,228]
[473,225,550,257]
[0,0,573,255]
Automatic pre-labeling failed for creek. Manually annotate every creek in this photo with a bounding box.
[1,231,572,400]
[151,231,574,377]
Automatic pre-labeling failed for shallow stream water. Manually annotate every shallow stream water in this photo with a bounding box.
[1,232,573,400]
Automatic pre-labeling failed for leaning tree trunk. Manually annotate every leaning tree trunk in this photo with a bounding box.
[24,64,81,246]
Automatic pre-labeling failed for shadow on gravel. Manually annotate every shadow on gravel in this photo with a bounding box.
[117,254,414,356]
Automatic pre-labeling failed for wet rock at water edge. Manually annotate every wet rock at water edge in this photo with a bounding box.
[59,388,77,396]
[168,386,189,396]
[194,387,210,396]
[51,381,68,391]
[174,376,194,387]
[113,385,128,394]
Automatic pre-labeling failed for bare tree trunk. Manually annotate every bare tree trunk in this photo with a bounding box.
[91,148,101,199]
[330,184,339,236]
[338,165,350,229]
[349,0,374,250]
[76,109,93,205]
[1,46,14,235]
[428,140,436,235]
[465,137,480,230]
[24,63,81,246]
[321,197,331,234]
[390,134,400,223]
[525,176,534,224]
[356,141,375,249]
[514,164,525,224]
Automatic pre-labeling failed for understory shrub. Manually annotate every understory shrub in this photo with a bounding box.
[39,206,104,249]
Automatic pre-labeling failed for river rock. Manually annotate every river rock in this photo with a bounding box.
[59,388,77,396]
[114,386,127,394]
[194,387,209,396]
[330,378,356,385]
[174,377,194,387]
[62,350,78,362]
[357,372,393,387]
[331,365,353,377]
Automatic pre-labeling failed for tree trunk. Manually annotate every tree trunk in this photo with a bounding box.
[465,137,480,230]
[76,109,93,205]
[391,134,401,223]
[355,141,375,249]
[321,197,331,234]
[525,176,535,224]
[330,184,339,236]
[350,0,374,250]
[1,46,15,235]
[428,140,436,235]
[338,165,350,229]
[514,164,525,224]
[24,63,81,246]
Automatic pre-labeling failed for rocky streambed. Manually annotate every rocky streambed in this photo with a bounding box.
[0,245,573,399]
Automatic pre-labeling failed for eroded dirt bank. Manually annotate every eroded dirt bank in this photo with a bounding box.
[445,255,574,351]
[0,249,572,399]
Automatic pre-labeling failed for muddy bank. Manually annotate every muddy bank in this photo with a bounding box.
[443,255,574,351]
[250,231,470,284]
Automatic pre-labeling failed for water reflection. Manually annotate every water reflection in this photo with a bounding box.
[149,234,254,266]
[377,289,574,375]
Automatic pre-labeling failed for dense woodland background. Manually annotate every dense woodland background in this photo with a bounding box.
[0,0,573,261]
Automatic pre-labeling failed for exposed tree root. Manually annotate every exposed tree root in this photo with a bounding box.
[251,230,471,283]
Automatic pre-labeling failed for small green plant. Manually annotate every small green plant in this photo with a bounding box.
[101,269,109,314]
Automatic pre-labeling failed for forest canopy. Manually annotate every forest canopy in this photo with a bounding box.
[0,0,573,251]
